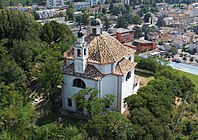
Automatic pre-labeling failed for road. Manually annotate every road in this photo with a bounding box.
[167,61,198,75]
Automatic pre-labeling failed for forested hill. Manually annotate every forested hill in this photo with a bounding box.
[0,10,197,140]
[0,10,76,139]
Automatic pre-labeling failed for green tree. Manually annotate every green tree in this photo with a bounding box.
[40,21,75,44]
[123,14,133,24]
[132,15,142,25]
[133,26,142,39]
[0,46,26,85]
[72,88,114,116]
[32,11,40,20]
[102,7,107,14]
[86,111,136,140]
[104,16,110,30]
[0,10,41,41]
[0,0,6,9]
[34,123,83,140]
[66,8,74,20]
[34,50,62,111]
[124,4,130,11]
[0,131,17,140]
[82,13,89,25]
[0,82,36,139]
[156,16,166,27]
[136,57,163,73]
[75,14,82,24]
[116,16,128,28]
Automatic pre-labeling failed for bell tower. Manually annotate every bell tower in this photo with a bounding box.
[91,18,102,36]
[74,27,88,73]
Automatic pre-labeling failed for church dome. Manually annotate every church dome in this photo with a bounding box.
[64,33,136,64]
[91,18,101,26]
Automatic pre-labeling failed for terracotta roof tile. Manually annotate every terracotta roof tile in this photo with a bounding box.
[63,63,104,80]
[113,59,137,76]
[64,33,136,64]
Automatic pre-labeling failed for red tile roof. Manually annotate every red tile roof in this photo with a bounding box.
[113,59,137,76]
[63,63,104,80]
[64,33,136,64]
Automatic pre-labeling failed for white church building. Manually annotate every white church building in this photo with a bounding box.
[62,18,139,114]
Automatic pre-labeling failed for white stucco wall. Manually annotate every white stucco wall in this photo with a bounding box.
[93,63,112,74]
[63,75,98,112]
[63,74,120,112]
[120,67,135,113]
[100,75,118,110]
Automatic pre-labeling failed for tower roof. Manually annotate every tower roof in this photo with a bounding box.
[91,18,101,26]
[77,26,84,38]
[64,33,136,64]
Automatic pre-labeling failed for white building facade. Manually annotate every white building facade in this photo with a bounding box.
[62,18,137,114]
[46,0,64,8]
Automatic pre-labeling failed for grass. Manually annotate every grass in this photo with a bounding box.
[176,70,198,92]
[135,71,154,87]
[136,70,198,91]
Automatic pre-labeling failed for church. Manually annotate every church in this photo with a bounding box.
[62,18,138,114]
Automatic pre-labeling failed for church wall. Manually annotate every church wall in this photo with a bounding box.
[131,54,135,62]
[100,74,118,110]
[120,67,135,113]
[63,74,98,112]
[93,63,112,74]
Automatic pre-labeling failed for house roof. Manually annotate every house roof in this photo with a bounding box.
[113,59,137,76]
[63,63,104,80]
[159,34,174,42]
[64,33,136,64]
[133,39,154,44]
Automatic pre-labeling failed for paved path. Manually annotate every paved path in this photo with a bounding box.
[168,61,198,75]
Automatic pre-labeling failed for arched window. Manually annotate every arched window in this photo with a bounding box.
[77,49,81,57]
[126,71,131,81]
[73,78,86,88]
[84,48,86,55]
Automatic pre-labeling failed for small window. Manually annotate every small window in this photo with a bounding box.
[126,71,131,81]
[92,28,96,35]
[84,48,86,55]
[77,49,81,57]
[129,57,131,61]
[68,98,72,107]
[73,78,86,88]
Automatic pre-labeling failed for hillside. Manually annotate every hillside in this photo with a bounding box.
[177,70,198,92]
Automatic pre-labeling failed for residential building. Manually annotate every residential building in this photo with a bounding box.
[148,32,160,42]
[193,24,198,34]
[171,36,185,49]
[121,0,130,5]
[74,2,90,11]
[116,28,134,43]
[46,0,64,8]
[62,18,138,115]
[124,39,157,52]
